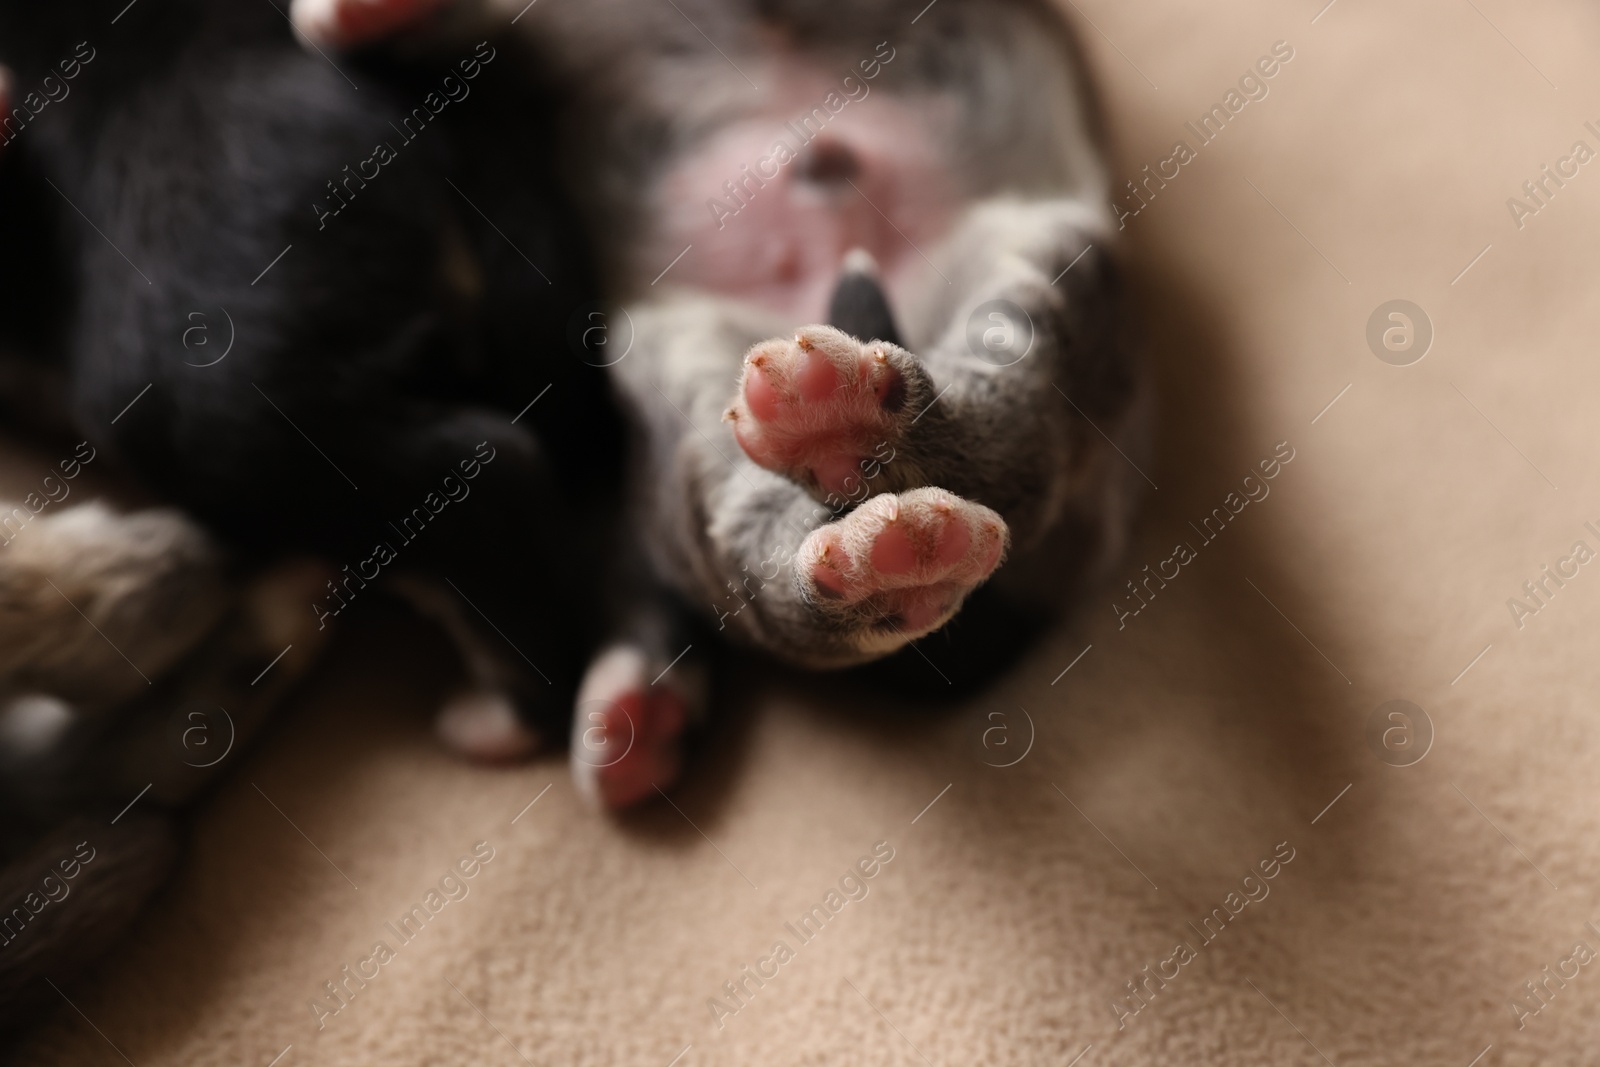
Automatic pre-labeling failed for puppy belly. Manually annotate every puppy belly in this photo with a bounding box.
[648,92,960,322]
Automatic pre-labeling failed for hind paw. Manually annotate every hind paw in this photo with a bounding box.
[797,487,1008,638]
[726,325,929,501]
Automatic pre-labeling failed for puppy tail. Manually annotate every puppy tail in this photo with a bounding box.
[827,248,905,348]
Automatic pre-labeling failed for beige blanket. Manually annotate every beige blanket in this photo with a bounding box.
[15,0,1600,1062]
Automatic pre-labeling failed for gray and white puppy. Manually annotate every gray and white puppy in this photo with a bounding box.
[294,0,1147,805]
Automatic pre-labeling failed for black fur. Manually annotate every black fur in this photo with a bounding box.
[0,2,623,717]
[0,2,632,1031]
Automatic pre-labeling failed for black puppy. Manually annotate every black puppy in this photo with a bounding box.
[0,1,622,750]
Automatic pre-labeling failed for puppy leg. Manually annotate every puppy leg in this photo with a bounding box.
[901,199,1144,562]
[736,202,1141,550]
[342,412,606,746]
[0,501,230,714]
[730,201,1145,617]
[0,814,176,1033]
[0,556,336,820]
[389,574,540,763]
[611,296,1008,669]
[0,550,335,1034]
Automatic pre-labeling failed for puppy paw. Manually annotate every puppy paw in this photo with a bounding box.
[797,487,1008,638]
[436,689,539,762]
[290,0,454,48]
[570,645,704,811]
[726,325,929,500]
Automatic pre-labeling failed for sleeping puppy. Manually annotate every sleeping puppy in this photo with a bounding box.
[0,3,625,760]
[296,0,1148,806]
[0,7,625,1014]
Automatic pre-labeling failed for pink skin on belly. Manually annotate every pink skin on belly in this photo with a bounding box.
[647,88,960,322]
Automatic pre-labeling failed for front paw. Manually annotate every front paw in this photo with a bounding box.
[725,325,931,502]
[795,487,1008,651]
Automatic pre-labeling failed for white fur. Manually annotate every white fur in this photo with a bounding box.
[435,689,537,762]
[0,694,75,759]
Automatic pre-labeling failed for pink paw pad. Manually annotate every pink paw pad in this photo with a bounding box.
[727,325,911,498]
[290,0,454,48]
[570,646,700,811]
[799,487,1008,636]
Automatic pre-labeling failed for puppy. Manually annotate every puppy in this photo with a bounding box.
[0,6,622,1017]
[296,0,1148,806]
[0,1,624,763]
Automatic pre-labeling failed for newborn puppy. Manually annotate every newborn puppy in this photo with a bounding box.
[297,0,1148,806]
[0,3,632,1020]
[0,2,623,759]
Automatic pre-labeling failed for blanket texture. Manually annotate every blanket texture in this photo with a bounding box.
[11,0,1600,1063]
